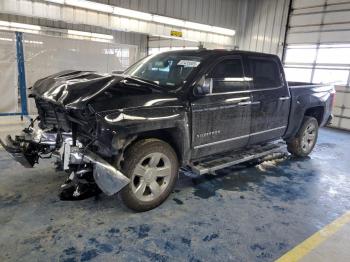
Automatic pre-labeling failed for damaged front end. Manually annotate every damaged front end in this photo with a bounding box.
[1,69,171,200]
[0,119,130,199]
[0,124,66,168]
[0,70,135,199]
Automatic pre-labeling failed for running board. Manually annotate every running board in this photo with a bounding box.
[190,141,286,175]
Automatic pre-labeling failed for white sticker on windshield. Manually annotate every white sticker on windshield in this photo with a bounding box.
[177,60,200,67]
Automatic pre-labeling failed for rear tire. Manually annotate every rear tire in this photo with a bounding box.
[120,139,179,212]
[287,116,319,157]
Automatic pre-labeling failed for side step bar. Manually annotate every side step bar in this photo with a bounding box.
[190,141,286,175]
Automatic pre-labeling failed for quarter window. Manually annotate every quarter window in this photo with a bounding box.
[248,57,282,89]
[209,59,247,93]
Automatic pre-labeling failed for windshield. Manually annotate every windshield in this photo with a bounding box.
[123,53,202,89]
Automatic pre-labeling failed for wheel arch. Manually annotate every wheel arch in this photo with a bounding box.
[121,127,190,167]
[304,106,324,126]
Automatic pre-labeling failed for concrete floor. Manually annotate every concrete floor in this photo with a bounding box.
[0,125,350,262]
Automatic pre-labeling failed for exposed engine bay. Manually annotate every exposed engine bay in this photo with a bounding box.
[0,116,130,200]
[0,70,144,200]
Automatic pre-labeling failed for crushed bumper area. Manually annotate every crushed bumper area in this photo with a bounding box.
[1,125,130,197]
[0,135,35,168]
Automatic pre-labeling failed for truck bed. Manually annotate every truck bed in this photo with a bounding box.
[288,81,325,88]
[283,81,334,140]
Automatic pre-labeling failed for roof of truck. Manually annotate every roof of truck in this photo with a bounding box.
[158,48,279,58]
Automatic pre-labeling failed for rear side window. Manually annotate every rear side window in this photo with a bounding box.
[248,57,282,89]
[208,58,247,93]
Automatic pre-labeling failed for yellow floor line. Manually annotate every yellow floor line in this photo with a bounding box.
[276,211,350,262]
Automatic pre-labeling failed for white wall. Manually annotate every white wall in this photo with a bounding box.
[23,33,139,114]
[0,31,18,113]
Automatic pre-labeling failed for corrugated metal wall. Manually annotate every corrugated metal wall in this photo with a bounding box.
[93,0,291,55]
[94,0,247,29]
[93,0,248,47]
[0,1,291,56]
[239,0,290,57]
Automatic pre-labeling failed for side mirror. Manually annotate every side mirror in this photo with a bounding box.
[194,77,212,96]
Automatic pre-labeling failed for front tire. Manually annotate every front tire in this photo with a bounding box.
[287,116,319,157]
[120,139,179,212]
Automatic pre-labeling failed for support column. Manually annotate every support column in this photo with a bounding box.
[15,31,28,117]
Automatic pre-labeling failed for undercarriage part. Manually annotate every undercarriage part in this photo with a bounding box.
[59,181,102,201]
[67,146,130,195]
[59,169,102,201]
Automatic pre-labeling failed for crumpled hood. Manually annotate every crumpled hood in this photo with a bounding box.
[30,70,167,110]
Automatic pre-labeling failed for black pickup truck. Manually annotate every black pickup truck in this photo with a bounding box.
[1,50,335,211]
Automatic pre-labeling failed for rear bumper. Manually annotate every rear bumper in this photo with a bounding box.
[326,114,333,126]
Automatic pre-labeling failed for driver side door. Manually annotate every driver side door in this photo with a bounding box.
[190,56,252,159]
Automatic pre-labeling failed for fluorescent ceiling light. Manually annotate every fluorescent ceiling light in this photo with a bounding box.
[153,15,185,27]
[113,7,152,21]
[65,0,113,13]
[68,29,113,40]
[0,20,41,31]
[184,21,211,32]
[68,29,91,37]
[24,40,43,45]
[212,27,236,36]
[0,37,13,42]
[45,0,64,4]
[91,32,114,40]
[10,22,41,31]
[0,21,10,27]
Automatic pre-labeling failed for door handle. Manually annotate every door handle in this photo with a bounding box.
[238,101,260,106]
[225,96,250,103]
[279,96,290,101]
[238,101,252,106]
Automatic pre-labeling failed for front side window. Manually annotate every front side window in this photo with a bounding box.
[208,58,247,93]
[248,57,282,89]
[124,53,202,89]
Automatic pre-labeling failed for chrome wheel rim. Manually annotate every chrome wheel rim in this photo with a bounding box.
[131,152,172,202]
[301,122,317,153]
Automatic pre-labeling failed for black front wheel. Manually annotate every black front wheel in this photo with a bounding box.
[287,116,319,157]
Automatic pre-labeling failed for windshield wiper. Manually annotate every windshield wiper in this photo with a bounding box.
[126,76,160,87]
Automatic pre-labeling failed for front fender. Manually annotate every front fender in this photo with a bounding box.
[99,106,186,133]
[94,106,191,163]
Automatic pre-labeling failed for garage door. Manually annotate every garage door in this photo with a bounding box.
[283,0,350,130]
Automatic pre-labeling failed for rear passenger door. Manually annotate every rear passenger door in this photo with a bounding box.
[191,56,252,158]
[246,56,290,145]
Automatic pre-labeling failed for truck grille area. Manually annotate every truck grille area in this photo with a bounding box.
[35,98,72,132]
